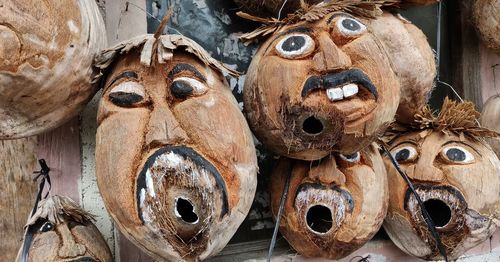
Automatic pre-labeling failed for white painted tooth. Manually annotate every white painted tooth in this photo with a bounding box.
[342,83,359,98]
[327,87,344,101]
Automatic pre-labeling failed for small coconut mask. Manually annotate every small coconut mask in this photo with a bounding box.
[94,34,258,261]
[270,143,388,259]
[0,0,106,139]
[383,98,500,260]
[17,195,112,262]
[241,2,401,160]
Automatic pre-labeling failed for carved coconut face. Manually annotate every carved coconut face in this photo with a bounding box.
[24,218,112,262]
[270,144,388,259]
[384,131,500,260]
[244,12,400,160]
[0,0,105,138]
[95,49,257,261]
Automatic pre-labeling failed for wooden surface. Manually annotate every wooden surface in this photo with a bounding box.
[0,137,38,261]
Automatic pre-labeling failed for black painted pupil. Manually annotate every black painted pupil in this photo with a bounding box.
[171,80,194,99]
[446,148,466,161]
[343,153,359,161]
[342,18,361,31]
[41,223,53,232]
[395,149,410,161]
[109,92,143,107]
[281,36,306,52]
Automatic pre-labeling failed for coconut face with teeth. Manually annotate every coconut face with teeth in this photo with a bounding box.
[384,131,500,260]
[270,143,388,259]
[95,38,257,261]
[244,12,400,160]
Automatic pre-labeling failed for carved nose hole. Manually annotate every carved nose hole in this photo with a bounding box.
[175,197,199,224]
[302,116,324,135]
[306,205,333,234]
[424,199,451,228]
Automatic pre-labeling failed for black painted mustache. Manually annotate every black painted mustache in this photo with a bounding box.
[403,184,467,211]
[296,182,354,213]
[70,257,98,262]
[136,146,229,222]
[301,69,378,101]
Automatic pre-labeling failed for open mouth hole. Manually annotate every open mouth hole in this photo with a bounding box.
[424,199,452,228]
[302,116,324,135]
[175,197,199,224]
[306,205,333,234]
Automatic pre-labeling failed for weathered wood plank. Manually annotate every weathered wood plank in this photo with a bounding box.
[0,137,39,261]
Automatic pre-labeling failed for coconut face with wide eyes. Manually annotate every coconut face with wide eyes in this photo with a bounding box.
[270,144,388,259]
[244,12,400,160]
[0,0,106,139]
[383,131,500,260]
[95,49,257,261]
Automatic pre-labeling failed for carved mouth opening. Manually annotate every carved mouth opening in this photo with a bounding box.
[175,197,199,224]
[302,116,324,135]
[306,205,333,234]
[424,199,452,228]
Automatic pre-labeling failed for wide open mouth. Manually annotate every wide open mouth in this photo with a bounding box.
[306,204,333,234]
[404,184,467,231]
[302,115,325,135]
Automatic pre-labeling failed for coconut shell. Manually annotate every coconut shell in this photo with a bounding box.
[243,12,400,160]
[369,13,436,123]
[473,0,500,54]
[0,0,106,139]
[270,143,388,259]
[480,94,500,158]
[94,35,257,261]
[234,0,322,18]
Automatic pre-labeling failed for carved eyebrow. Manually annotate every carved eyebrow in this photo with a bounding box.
[327,12,357,24]
[107,71,138,88]
[391,140,419,150]
[265,27,313,54]
[167,63,206,82]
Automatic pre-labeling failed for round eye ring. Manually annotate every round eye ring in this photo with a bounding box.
[339,152,360,163]
[391,145,418,163]
[275,33,315,59]
[441,146,475,164]
[336,17,366,37]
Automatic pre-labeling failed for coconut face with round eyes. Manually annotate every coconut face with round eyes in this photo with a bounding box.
[0,0,106,139]
[383,131,500,260]
[244,12,400,160]
[95,41,257,261]
[270,144,388,259]
[17,196,112,262]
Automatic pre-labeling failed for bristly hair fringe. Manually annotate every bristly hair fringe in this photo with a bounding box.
[384,97,500,143]
[238,0,401,44]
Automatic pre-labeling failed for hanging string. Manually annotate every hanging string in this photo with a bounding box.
[267,166,292,262]
[381,146,448,262]
[493,64,499,95]
[277,0,289,20]
[21,159,52,262]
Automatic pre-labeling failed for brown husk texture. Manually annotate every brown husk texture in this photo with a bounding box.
[25,195,94,227]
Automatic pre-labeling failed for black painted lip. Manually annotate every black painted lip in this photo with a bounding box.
[301,69,378,100]
[69,257,97,262]
[136,146,229,223]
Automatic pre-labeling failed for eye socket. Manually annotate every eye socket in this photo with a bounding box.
[391,145,418,163]
[171,77,208,100]
[108,81,146,108]
[336,17,366,37]
[39,222,54,232]
[275,33,315,59]
[440,146,475,164]
[339,152,360,163]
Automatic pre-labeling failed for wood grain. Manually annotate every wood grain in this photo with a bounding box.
[0,137,38,261]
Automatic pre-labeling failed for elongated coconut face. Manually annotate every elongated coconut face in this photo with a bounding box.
[0,0,106,139]
[384,131,500,260]
[473,0,500,54]
[270,144,388,259]
[244,12,400,160]
[18,196,112,262]
[95,43,257,261]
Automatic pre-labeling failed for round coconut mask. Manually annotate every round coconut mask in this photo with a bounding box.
[242,2,401,160]
[17,196,112,262]
[0,0,106,139]
[383,98,500,260]
[94,34,258,261]
[270,143,388,259]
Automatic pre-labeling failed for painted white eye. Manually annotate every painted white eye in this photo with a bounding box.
[336,17,366,36]
[441,146,475,164]
[109,81,145,107]
[339,152,360,163]
[275,33,315,59]
[171,77,208,99]
[391,146,418,162]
